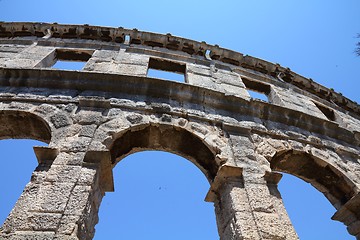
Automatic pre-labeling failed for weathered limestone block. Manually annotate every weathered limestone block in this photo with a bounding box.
[52,152,87,166]
[28,212,62,231]
[33,182,75,212]
[99,50,149,76]
[5,45,55,68]
[83,50,117,72]
[337,111,360,132]
[272,86,326,119]
[45,165,82,183]
[229,134,258,167]
[0,231,55,240]
[187,64,250,98]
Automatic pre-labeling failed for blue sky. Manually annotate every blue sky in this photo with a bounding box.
[0,1,359,239]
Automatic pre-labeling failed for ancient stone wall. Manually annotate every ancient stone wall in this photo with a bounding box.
[0,22,359,239]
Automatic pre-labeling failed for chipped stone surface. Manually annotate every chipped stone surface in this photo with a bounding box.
[0,22,360,239]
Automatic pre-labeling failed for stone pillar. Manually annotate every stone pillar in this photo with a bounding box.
[206,166,298,240]
[264,172,299,240]
[206,131,299,240]
[0,146,113,239]
[206,165,262,240]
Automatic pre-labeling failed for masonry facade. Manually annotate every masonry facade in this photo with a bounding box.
[0,22,359,239]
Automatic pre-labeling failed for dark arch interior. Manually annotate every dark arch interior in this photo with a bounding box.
[110,125,218,181]
[271,151,355,207]
[0,110,51,143]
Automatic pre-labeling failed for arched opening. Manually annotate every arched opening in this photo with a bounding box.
[94,124,220,239]
[0,110,51,225]
[272,151,356,239]
[110,125,219,181]
[94,151,218,239]
[279,173,354,239]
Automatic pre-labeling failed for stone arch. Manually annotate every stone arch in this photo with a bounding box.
[94,114,232,182]
[255,138,358,208]
[0,110,51,143]
[255,137,360,237]
[110,124,221,181]
[271,150,357,208]
[264,146,360,238]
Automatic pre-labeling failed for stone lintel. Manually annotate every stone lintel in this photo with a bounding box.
[83,150,114,192]
[33,146,59,164]
[205,165,243,203]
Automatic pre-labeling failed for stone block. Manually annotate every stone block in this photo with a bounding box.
[33,182,75,212]
[52,152,86,165]
[111,63,148,76]
[79,124,97,138]
[253,212,286,240]
[50,113,72,129]
[28,212,62,231]
[187,72,219,91]
[245,183,275,213]
[0,231,55,240]
[45,165,81,183]
[64,185,92,215]
[57,215,80,235]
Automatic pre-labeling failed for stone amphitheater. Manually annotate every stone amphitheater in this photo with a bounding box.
[0,22,359,239]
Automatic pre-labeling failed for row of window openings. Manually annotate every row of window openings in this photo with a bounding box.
[50,52,266,99]
[49,49,268,97]
[49,50,186,81]
[50,50,336,122]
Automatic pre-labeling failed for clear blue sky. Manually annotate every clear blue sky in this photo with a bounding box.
[0,1,359,239]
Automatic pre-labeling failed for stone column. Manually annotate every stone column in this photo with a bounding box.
[0,146,113,239]
[241,170,298,239]
[206,166,298,240]
[264,172,299,240]
[59,150,113,240]
[207,131,299,239]
[206,165,262,240]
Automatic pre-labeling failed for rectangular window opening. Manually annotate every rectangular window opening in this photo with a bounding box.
[313,102,336,121]
[242,77,270,102]
[51,49,93,71]
[147,57,186,83]
[247,89,268,102]
[124,35,130,44]
[52,61,87,70]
